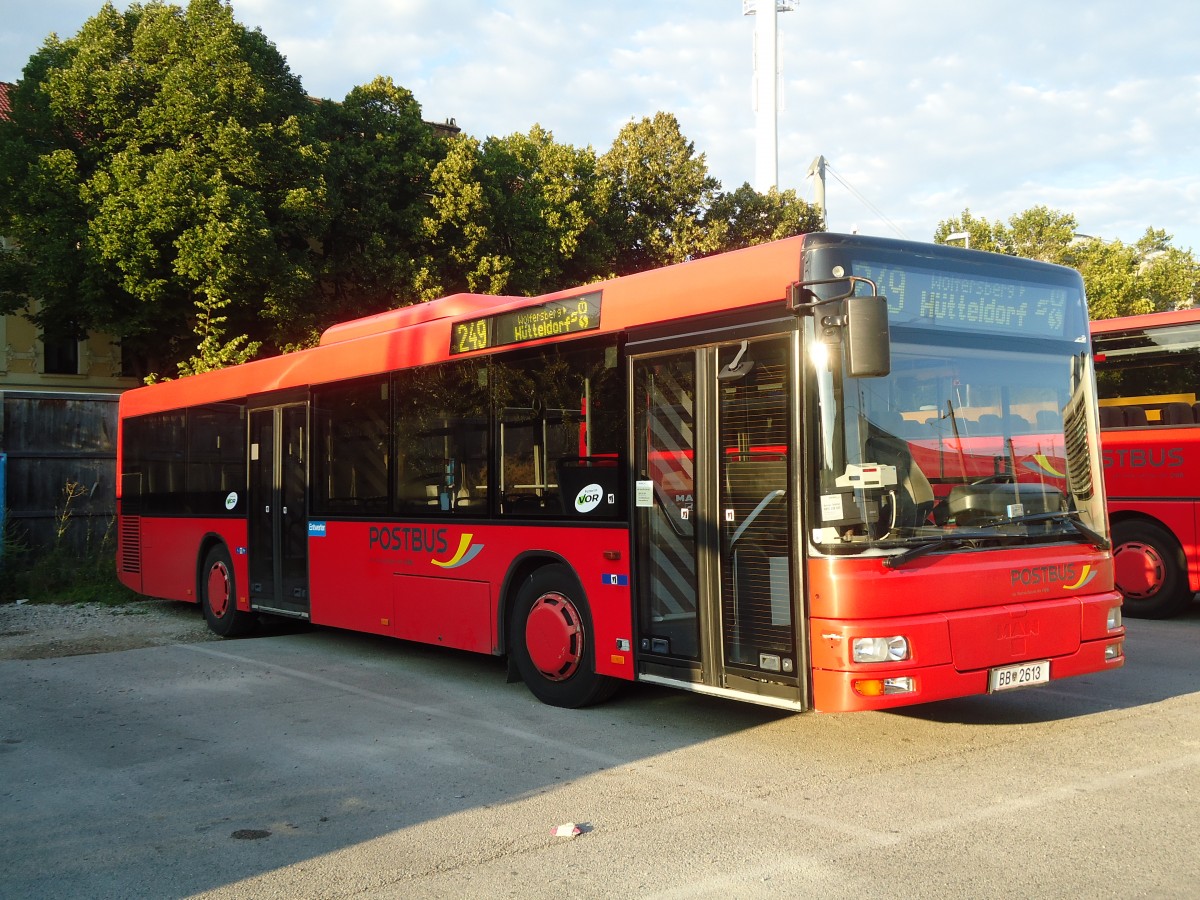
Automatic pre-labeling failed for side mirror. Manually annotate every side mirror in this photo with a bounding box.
[845,295,891,378]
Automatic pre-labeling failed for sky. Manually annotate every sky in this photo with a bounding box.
[3,1,1199,251]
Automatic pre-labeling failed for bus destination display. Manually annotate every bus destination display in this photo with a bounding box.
[450,291,602,354]
[851,261,1077,339]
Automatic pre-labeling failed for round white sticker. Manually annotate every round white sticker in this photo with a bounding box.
[225,491,239,511]
[574,483,604,514]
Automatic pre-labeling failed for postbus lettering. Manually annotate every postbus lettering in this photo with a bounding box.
[1010,564,1078,587]
[368,526,450,555]
[1102,447,1185,469]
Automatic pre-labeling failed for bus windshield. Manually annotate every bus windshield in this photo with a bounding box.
[809,327,1106,558]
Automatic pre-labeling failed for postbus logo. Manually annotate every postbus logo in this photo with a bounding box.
[1021,454,1065,478]
[431,533,485,569]
[368,526,484,570]
[574,483,604,514]
[1010,563,1097,591]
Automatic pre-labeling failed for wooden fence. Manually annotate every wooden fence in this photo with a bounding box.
[0,391,119,555]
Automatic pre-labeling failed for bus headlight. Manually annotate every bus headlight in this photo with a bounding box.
[1107,606,1123,631]
[852,636,909,663]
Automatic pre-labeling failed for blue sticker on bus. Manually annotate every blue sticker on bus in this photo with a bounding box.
[602,574,629,587]
[308,521,327,538]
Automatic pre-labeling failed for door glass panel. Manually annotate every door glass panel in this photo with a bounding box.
[248,409,275,602]
[635,353,699,660]
[279,406,308,612]
[718,338,795,673]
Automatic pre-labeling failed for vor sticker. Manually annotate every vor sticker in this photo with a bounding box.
[574,483,604,514]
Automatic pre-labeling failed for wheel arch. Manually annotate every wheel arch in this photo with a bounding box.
[1109,507,1199,593]
[497,550,580,657]
[195,532,230,605]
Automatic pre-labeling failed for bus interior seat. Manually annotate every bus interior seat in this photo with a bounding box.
[974,414,1004,434]
[1098,406,1125,428]
[556,456,620,515]
[1161,402,1194,426]
[864,422,934,528]
[1123,406,1149,427]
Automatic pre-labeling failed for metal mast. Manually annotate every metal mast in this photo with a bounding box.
[744,1,794,192]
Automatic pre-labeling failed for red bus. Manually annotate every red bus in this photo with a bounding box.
[116,233,1124,712]
[1092,307,1200,617]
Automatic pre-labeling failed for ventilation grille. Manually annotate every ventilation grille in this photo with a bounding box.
[120,517,142,574]
[1063,396,1094,501]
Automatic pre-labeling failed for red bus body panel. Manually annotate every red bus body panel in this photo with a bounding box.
[1100,426,1200,592]
[808,545,1121,712]
[117,514,251,611]
[305,520,634,679]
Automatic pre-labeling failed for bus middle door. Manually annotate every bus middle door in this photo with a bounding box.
[248,403,310,618]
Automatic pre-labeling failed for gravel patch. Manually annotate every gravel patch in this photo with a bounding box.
[0,599,219,660]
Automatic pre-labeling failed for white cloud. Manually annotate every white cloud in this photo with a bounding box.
[2,0,1198,249]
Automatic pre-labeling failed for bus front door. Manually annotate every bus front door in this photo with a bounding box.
[248,404,310,618]
[633,336,806,709]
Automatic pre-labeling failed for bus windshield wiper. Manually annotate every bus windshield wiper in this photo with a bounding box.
[884,537,974,569]
[973,509,1110,551]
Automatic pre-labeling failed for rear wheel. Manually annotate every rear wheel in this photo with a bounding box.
[1112,520,1193,619]
[509,564,616,708]
[201,544,256,637]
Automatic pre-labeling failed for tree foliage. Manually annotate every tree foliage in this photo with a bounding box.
[936,207,1199,319]
[419,125,613,299]
[0,6,828,378]
[0,0,325,373]
[598,112,722,274]
[704,183,824,256]
[313,76,442,325]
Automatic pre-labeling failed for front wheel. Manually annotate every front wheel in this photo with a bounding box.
[1112,520,1194,619]
[509,564,616,708]
[201,544,257,637]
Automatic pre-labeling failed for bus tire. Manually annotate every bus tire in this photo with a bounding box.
[509,563,616,708]
[1112,520,1193,619]
[200,544,256,637]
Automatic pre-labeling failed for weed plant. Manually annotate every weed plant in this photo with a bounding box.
[1,481,140,606]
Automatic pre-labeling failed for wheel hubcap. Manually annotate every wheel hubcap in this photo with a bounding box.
[206,562,232,618]
[1113,540,1165,599]
[525,591,584,681]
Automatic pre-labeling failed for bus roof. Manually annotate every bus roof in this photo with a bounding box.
[119,235,809,418]
[1090,307,1200,335]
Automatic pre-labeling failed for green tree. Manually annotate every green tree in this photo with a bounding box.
[703,183,824,255]
[0,0,326,375]
[932,209,1011,254]
[598,112,721,274]
[313,76,443,325]
[420,125,612,298]
[935,208,1199,319]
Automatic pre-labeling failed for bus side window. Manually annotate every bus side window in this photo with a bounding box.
[312,377,390,516]
[493,340,624,517]
[394,361,488,515]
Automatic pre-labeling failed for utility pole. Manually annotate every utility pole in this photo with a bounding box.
[806,155,827,229]
[744,1,793,192]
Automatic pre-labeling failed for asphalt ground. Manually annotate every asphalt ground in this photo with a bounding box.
[2,604,1198,899]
